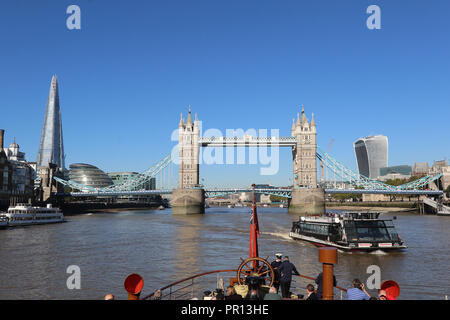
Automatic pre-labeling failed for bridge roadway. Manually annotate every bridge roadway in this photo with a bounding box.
[58,188,444,198]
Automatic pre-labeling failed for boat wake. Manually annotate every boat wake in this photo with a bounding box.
[262,231,293,241]
[369,249,388,255]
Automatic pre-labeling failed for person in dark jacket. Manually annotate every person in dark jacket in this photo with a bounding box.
[315,272,337,300]
[305,284,318,300]
[278,256,300,298]
[270,253,283,293]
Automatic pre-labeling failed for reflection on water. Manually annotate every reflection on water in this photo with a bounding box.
[0,207,448,300]
[172,215,203,294]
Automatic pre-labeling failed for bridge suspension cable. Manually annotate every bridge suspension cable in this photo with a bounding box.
[316,145,443,190]
[54,153,174,193]
[53,144,442,195]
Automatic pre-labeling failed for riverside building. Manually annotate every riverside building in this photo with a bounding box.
[0,130,35,208]
[69,163,113,189]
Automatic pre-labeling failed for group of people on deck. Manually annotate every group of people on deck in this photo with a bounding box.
[267,253,396,300]
[269,253,301,299]
[192,252,397,301]
[268,252,321,300]
[112,252,397,301]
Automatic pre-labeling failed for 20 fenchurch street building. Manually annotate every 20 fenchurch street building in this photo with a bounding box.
[353,135,388,179]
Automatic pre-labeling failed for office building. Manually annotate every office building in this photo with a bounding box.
[379,165,412,177]
[69,163,113,189]
[37,75,65,169]
[0,129,35,207]
[108,172,156,190]
[431,160,448,174]
[354,135,388,179]
[412,162,430,176]
[3,139,26,162]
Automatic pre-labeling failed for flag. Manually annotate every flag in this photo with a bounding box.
[250,204,260,238]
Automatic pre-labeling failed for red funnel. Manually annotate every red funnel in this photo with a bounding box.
[124,274,144,295]
[380,280,400,300]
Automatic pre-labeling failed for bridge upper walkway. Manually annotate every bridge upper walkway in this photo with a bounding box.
[199,136,296,147]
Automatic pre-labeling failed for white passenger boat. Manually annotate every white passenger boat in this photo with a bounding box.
[0,215,8,228]
[0,204,64,227]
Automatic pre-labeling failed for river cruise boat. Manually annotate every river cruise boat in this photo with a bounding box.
[289,212,407,252]
[0,215,8,228]
[0,204,64,227]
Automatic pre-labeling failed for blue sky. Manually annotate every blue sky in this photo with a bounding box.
[0,0,449,188]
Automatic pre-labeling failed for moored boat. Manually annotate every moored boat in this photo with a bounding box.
[289,212,407,252]
[0,203,64,227]
[0,215,8,228]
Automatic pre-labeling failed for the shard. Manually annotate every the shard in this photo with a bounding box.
[37,75,65,169]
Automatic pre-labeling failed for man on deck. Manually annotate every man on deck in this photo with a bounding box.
[270,253,283,293]
[315,272,337,300]
[278,256,300,298]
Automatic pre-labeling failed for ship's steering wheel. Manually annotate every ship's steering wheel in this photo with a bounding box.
[236,257,275,287]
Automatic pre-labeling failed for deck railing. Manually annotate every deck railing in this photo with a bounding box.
[141,269,238,300]
[140,269,347,300]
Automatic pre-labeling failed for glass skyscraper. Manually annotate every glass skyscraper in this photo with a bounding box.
[37,75,65,169]
[354,135,388,179]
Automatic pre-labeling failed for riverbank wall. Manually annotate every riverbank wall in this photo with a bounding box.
[326,201,418,212]
[60,201,164,215]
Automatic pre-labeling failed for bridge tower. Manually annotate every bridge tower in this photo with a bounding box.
[289,106,325,215]
[178,106,200,188]
[171,106,205,214]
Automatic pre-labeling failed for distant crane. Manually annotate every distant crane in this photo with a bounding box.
[321,139,334,182]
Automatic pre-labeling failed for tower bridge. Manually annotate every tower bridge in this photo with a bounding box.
[169,105,322,214]
[54,105,444,215]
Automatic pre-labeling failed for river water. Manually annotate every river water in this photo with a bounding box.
[0,207,449,300]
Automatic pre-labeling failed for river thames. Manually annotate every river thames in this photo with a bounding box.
[0,207,449,300]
